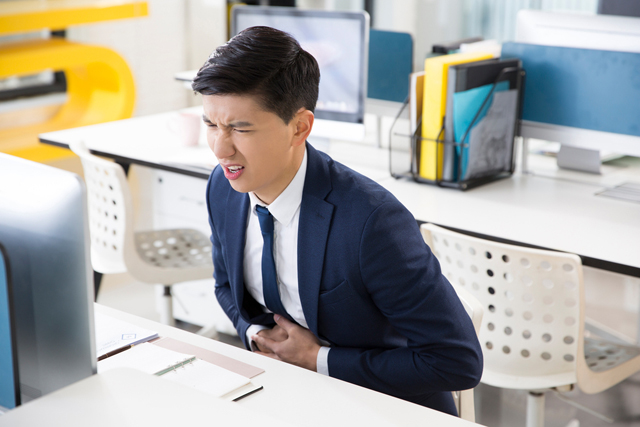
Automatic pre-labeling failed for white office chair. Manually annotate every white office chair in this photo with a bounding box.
[70,141,216,334]
[421,223,640,427]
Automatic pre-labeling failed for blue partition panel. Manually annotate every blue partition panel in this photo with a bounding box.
[501,42,640,137]
[368,29,413,103]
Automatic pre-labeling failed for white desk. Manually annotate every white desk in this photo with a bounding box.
[0,368,290,427]
[40,107,218,179]
[0,305,483,427]
[378,156,640,276]
[39,111,640,277]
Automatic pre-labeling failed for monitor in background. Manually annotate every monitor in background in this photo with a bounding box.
[0,154,96,411]
[231,6,369,146]
[598,0,640,18]
[513,10,640,173]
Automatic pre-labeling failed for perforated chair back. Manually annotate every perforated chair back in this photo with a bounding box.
[70,141,213,284]
[70,141,215,329]
[421,223,585,391]
[70,141,132,274]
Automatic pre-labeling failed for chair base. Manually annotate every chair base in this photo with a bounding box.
[526,391,545,427]
[524,387,614,427]
[160,285,175,327]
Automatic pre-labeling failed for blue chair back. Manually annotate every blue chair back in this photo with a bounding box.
[368,29,413,103]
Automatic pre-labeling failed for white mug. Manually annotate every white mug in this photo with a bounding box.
[169,110,202,147]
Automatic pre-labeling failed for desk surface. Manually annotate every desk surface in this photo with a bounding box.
[0,368,290,427]
[40,108,218,179]
[39,111,640,276]
[379,158,640,276]
[0,304,482,427]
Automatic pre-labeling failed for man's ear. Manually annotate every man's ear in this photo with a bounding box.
[291,108,314,147]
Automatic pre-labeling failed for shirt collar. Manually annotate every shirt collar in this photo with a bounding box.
[249,147,307,227]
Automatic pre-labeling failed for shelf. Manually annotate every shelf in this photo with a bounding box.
[0,0,148,36]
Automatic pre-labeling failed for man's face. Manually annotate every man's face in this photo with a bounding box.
[202,94,304,204]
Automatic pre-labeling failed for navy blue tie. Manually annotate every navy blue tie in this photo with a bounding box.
[255,205,291,320]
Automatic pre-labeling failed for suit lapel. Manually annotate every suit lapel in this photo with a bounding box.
[298,144,334,336]
[224,189,250,314]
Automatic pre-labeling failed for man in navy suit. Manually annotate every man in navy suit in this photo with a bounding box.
[192,26,482,415]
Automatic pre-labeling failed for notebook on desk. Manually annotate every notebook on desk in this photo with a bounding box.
[98,342,263,400]
[153,336,264,378]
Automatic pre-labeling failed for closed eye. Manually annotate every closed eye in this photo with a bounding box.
[202,115,217,128]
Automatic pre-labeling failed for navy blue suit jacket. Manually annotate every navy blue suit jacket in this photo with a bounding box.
[206,143,482,414]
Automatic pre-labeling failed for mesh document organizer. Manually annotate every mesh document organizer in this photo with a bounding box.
[389,66,525,190]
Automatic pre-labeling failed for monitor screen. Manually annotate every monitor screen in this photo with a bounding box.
[232,6,369,142]
[0,153,96,408]
[598,0,640,18]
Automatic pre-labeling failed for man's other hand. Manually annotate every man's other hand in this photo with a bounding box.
[253,324,288,354]
[251,315,321,371]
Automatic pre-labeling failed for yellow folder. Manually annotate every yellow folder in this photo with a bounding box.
[419,52,494,181]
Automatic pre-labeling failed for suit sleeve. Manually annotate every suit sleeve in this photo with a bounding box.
[326,201,483,398]
[205,172,252,349]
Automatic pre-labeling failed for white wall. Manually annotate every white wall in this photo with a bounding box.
[372,0,465,73]
[370,0,598,73]
[67,0,226,117]
[297,0,365,11]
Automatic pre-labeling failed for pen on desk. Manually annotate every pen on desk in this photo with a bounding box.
[97,345,133,362]
[232,386,264,402]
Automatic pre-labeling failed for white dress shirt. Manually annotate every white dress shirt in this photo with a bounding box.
[243,148,330,375]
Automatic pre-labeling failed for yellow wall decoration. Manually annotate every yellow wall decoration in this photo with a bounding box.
[0,0,147,163]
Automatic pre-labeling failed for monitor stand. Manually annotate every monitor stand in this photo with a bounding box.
[557,145,602,174]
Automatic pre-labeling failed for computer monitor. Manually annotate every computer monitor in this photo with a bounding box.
[513,10,640,173]
[0,154,96,411]
[598,0,640,18]
[231,6,369,145]
[0,244,19,411]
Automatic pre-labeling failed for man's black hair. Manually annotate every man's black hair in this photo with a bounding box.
[192,26,320,124]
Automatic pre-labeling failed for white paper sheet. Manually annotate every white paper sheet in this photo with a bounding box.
[95,311,159,358]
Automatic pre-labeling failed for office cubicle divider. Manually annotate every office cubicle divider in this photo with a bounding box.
[367,29,413,103]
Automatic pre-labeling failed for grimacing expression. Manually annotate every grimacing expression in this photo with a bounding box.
[202,94,310,204]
